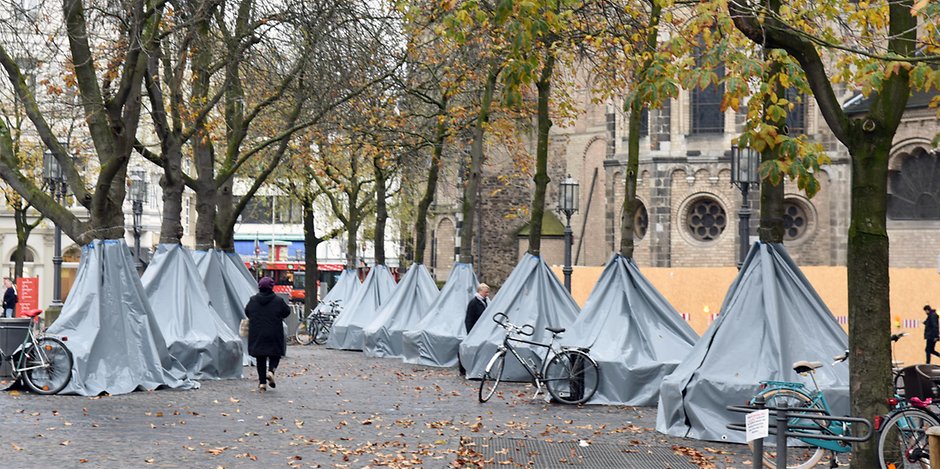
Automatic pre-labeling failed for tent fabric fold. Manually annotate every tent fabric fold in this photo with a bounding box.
[459,254,580,380]
[402,263,479,367]
[326,265,397,351]
[656,242,849,443]
[48,240,197,396]
[562,254,698,406]
[363,264,439,359]
[192,249,257,365]
[142,244,243,380]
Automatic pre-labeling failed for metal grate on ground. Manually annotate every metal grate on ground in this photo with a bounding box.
[460,436,699,468]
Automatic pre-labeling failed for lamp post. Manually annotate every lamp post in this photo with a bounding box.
[730,144,760,268]
[129,170,147,272]
[558,175,579,292]
[43,152,67,308]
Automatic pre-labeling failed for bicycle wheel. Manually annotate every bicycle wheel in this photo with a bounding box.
[479,352,505,403]
[878,407,939,469]
[295,317,315,346]
[22,337,73,395]
[312,318,330,345]
[748,388,826,469]
[544,350,599,405]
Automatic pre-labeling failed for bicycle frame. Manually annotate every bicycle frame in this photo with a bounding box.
[757,379,849,453]
[0,320,45,375]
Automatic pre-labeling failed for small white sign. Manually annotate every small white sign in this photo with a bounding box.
[746,409,770,442]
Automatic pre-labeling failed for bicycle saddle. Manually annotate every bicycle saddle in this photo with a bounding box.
[793,361,823,374]
[22,309,42,319]
[910,397,933,408]
[545,327,566,334]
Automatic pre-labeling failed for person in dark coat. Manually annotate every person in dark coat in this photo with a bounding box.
[246,276,290,392]
[464,283,490,333]
[3,277,17,318]
[925,305,940,364]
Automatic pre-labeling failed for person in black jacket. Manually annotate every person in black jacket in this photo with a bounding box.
[2,277,17,318]
[464,283,490,333]
[925,305,940,364]
[246,277,290,392]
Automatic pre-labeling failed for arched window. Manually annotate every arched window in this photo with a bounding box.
[8,248,35,262]
[63,246,82,263]
[888,148,940,220]
[690,65,725,134]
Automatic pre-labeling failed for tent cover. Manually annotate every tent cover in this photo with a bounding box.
[561,254,698,406]
[656,242,849,443]
[326,264,397,351]
[459,254,580,380]
[142,244,243,380]
[225,251,257,286]
[402,263,479,367]
[363,264,439,358]
[314,268,360,314]
[193,249,257,365]
[48,240,196,395]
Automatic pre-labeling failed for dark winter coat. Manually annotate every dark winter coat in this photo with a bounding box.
[926,311,939,341]
[245,289,290,357]
[465,296,488,333]
[3,287,17,310]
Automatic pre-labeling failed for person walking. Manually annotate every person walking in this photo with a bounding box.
[924,305,940,364]
[245,277,290,392]
[3,278,17,318]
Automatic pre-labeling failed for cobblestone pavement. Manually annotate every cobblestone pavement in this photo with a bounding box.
[0,345,772,468]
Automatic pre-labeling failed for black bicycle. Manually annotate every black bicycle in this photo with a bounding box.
[478,312,599,405]
[295,300,341,346]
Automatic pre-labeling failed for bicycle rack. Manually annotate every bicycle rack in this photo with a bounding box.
[726,396,873,468]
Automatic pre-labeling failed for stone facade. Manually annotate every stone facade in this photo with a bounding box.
[421,82,939,285]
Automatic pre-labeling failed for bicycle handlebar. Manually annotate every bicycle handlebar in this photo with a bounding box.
[492,312,534,337]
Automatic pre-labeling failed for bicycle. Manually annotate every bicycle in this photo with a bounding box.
[751,348,939,469]
[478,312,599,405]
[295,300,341,346]
[0,309,73,395]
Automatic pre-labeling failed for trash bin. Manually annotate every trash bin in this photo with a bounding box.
[903,364,940,399]
[0,318,31,377]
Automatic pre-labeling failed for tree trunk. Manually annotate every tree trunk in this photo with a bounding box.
[191,16,215,251]
[758,59,785,243]
[302,197,320,317]
[620,99,642,258]
[374,163,387,266]
[215,177,236,252]
[158,137,185,244]
[846,127,894,468]
[414,111,447,265]
[526,55,555,255]
[459,66,499,263]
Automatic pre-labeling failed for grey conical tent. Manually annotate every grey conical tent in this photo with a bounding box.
[47,240,197,395]
[561,254,698,406]
[402,263,479,367]
[314,268,360,313]
[656,242,849,443]
[326,264,397,351]
[363,264,439,358]
[192,249,256,365]
[459,254,580,380]
[224,251,256,285]
[141,244,243,380]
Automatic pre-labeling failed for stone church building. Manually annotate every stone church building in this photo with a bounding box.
[423,76,940,286]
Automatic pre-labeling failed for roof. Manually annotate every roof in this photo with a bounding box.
[516,210,566,236]
[843,89,940,115]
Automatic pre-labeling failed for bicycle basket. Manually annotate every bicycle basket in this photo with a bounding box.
[903,364,940,399]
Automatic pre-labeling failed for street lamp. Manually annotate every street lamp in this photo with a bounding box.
[558,175,579,292]
[730,144,760,268]
[43,151,67,308]
[129,170,148,272]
